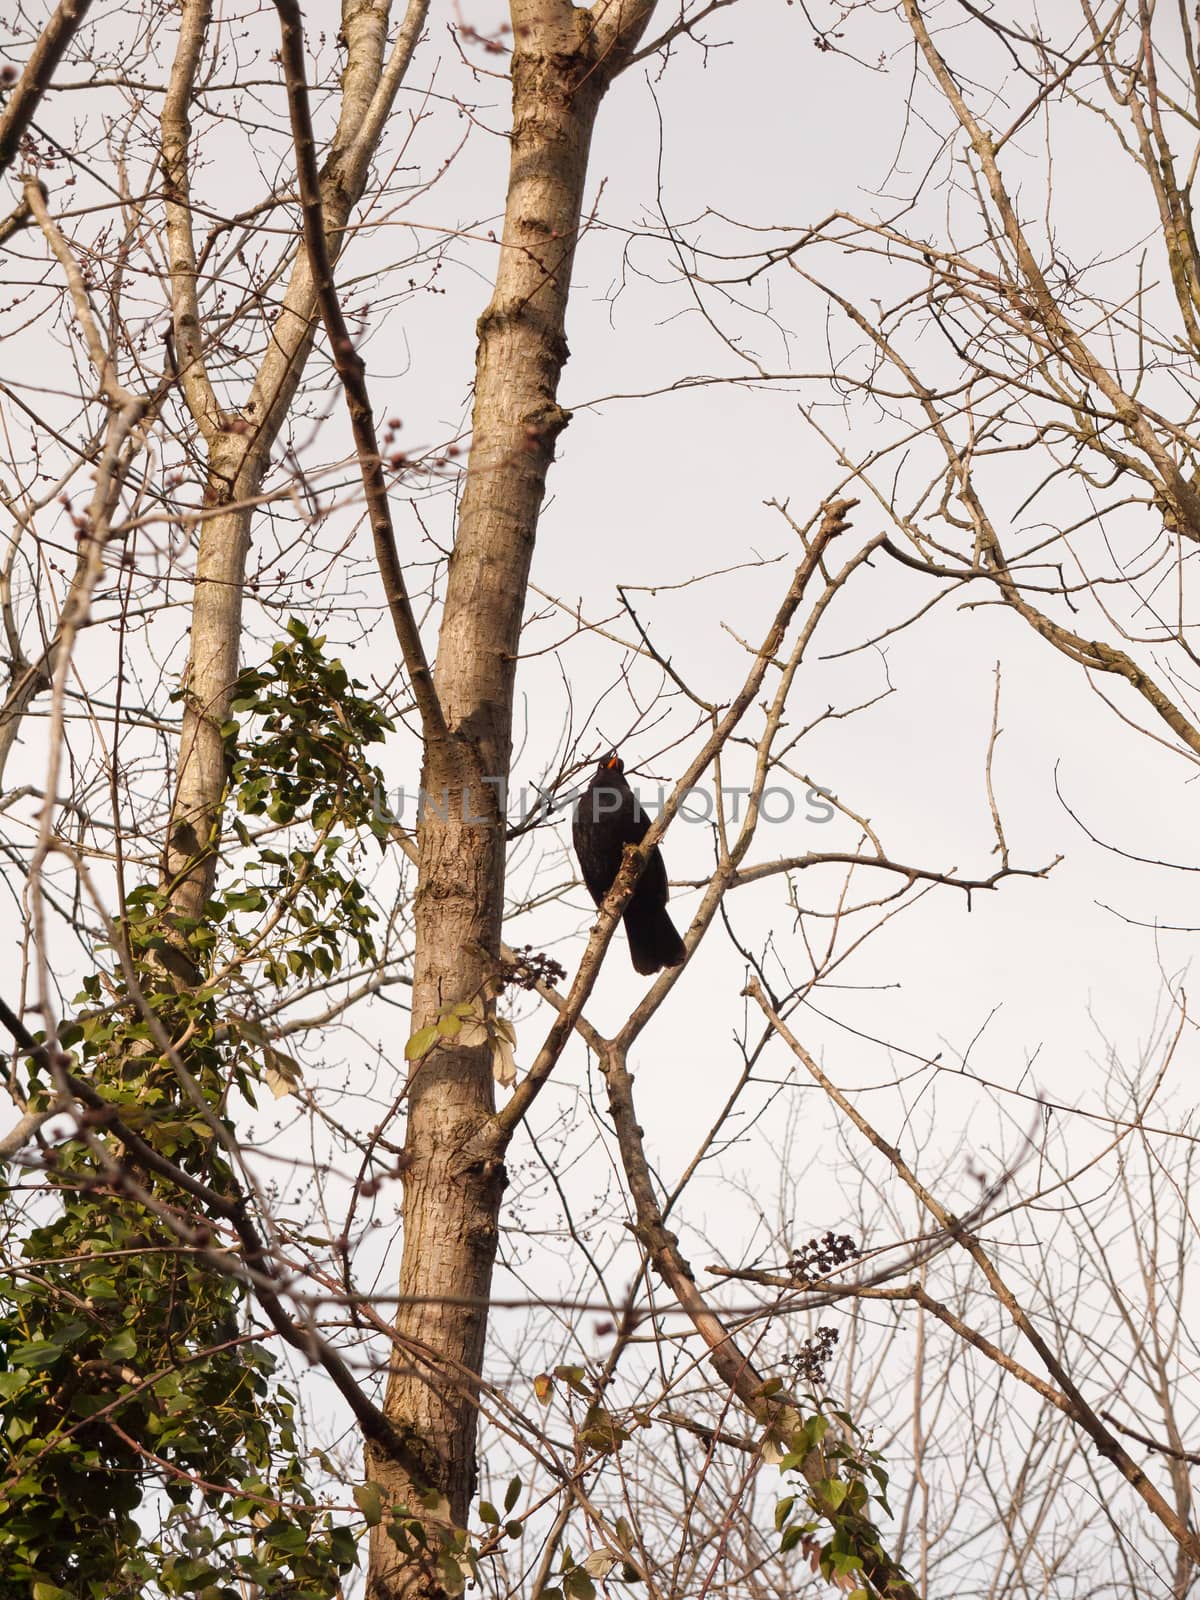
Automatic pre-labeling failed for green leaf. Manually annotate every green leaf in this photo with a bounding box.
[405,1025,438,1061]
[10,1340,64,1368]
[330,1524,359,1563]
[564,1569,596,1600]
[504,1474,521,1513]
[265,1522,306,1554]
[354,1482,384,1527]
[478,1500,499,1525]
[437,1548,471,1597]
[101,1328,138,1362]
[225,888,266,912]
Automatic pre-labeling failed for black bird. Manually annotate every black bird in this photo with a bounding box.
[572,752,686,975]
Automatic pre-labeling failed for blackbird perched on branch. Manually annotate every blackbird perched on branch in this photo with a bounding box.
[572,752,686,975]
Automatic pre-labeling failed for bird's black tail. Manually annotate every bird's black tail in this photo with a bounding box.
[624,903,686,976]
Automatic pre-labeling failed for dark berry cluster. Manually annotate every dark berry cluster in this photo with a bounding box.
[785,1326,840,1386]
[497,945,567,992]
[787,1230,861,1285]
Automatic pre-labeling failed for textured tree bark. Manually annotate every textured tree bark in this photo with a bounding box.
[368,3,655,1595]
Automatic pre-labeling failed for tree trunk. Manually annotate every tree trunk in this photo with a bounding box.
[368,3,655,1594]
[160,0,426,922]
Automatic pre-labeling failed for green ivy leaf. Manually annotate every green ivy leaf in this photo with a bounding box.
[100,1328,138,1362]
[354,1483,384,1527]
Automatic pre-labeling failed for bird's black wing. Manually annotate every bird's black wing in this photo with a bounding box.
[573,768,647,905]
